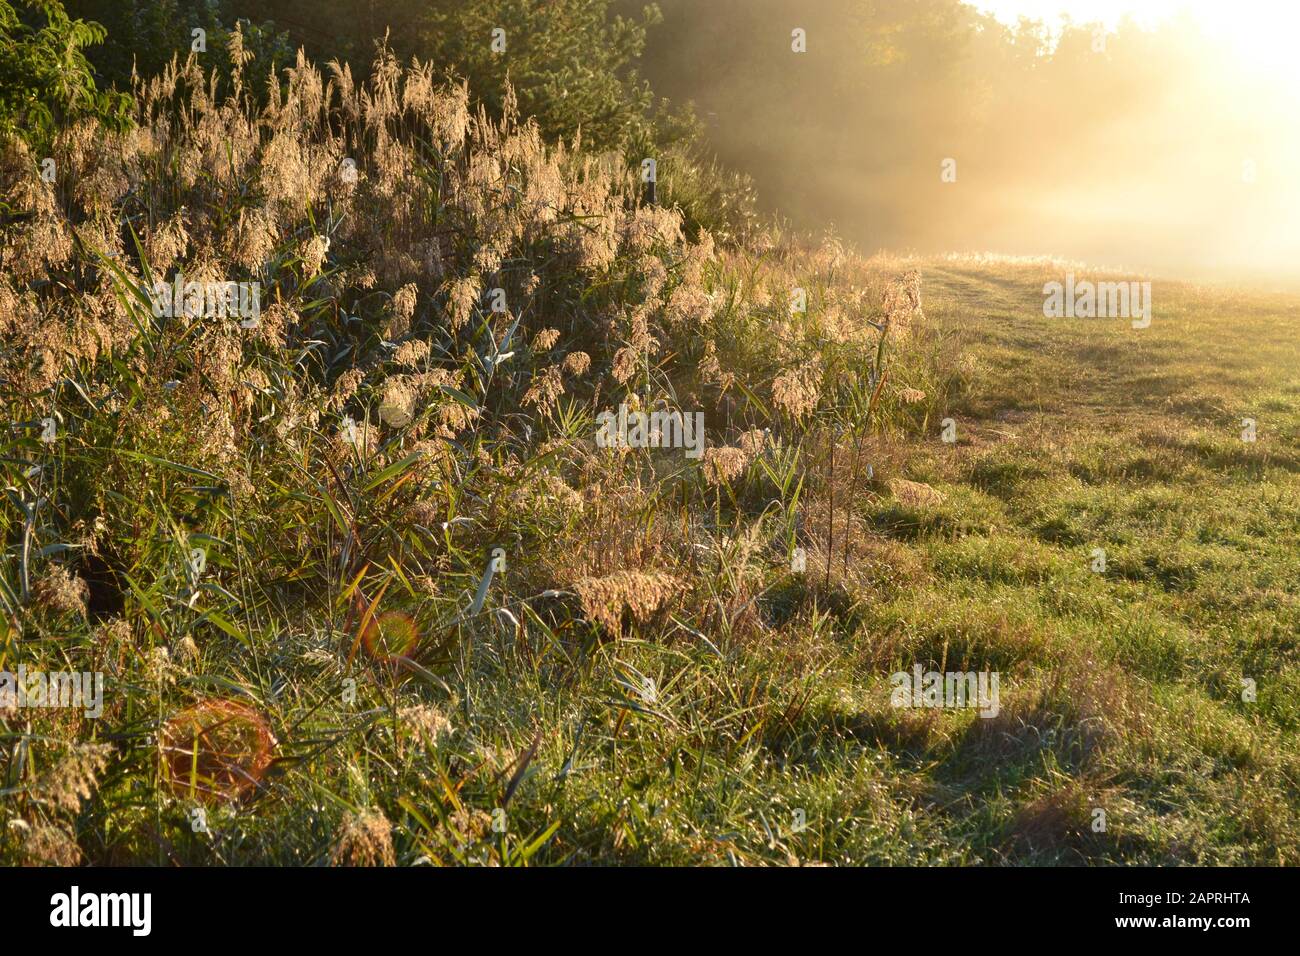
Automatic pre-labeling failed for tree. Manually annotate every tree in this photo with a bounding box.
[416,0,663,150]
[63,0,291,104]
[0,0,132,151]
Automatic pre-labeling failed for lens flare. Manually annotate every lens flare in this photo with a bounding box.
[161,699,276,803]
[360,610,420,661]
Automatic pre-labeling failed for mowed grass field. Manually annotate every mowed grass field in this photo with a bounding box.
[819,260,1300,864]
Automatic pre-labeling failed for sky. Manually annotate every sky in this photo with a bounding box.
[975,0,1300,94]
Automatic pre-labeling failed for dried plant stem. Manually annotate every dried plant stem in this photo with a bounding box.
[825,427,835,592]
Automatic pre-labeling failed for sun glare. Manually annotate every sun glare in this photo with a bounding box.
[977,0,1300,96]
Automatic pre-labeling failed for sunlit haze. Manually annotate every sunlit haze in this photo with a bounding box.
[977,0,1300,93]
[971,1,1300,283]
[633,1,1300,284]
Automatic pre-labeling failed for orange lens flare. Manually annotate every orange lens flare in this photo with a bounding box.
[160,698,276,803]
[360,610,419,661]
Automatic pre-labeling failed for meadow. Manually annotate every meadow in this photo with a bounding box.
[2,47,1298,866]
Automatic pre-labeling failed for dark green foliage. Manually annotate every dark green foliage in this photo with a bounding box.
[414,0,661,151]
[0,0,132,151]
[63,0,292,102]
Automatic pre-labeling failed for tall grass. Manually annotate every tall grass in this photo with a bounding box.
[0,39,938,864]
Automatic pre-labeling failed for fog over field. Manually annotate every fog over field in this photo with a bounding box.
[630,0,1300,284]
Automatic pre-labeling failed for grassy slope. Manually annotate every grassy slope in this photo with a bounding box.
[535,262,1300,865]
[412,262,1300,865]
[128,261,1300,867]
[838,262,1300,864]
